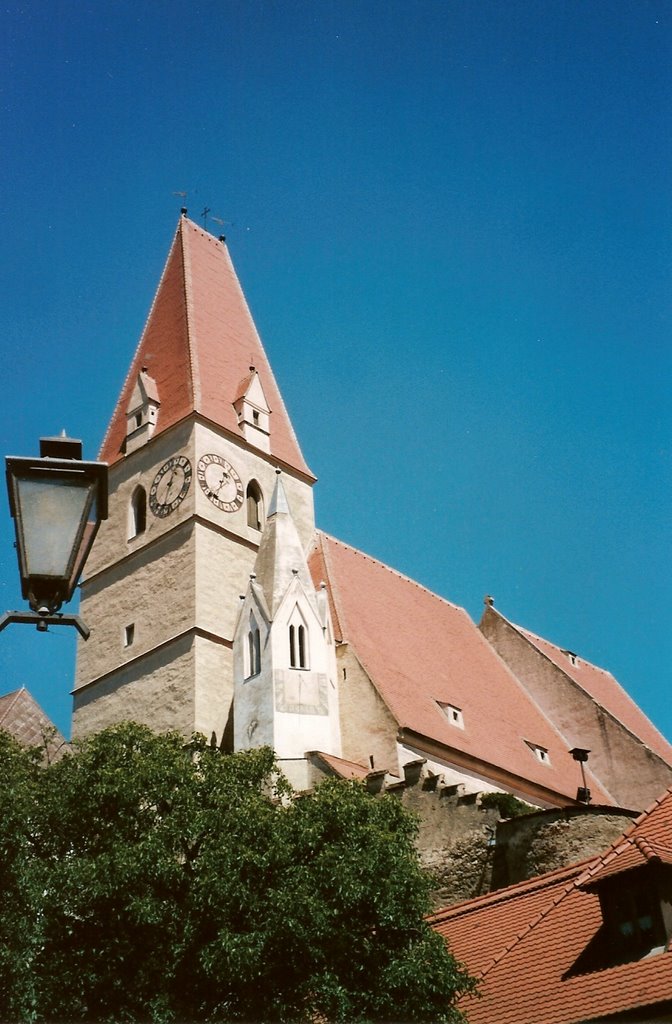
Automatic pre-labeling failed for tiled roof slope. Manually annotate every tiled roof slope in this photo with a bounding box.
[309,532,613,806]
[100,216,313,478]
[309,751,371,781]
[0,687,68,755]
[518,622,672,765]
[432,787,672,1024]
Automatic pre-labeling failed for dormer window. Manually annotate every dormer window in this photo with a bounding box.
[603,877,665,957]
[571,864,672,974]
[125,369,160,455]
[525,741,551,765]
[233,368,271,454]
[437,701,464,729]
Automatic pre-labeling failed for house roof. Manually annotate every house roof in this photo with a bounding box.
[0,687,68,754]
[308,751,371,781]
[309,532,613,806]
[514,618,672,766]
[99,216,313,479]
[431,787,672,1024]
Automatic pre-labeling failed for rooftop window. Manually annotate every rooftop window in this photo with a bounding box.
[437,701,464,729]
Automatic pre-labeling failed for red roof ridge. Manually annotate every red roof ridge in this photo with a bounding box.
[313,532,349,641]
[479,869,588,979]
[576,785,672,890]
[98,220,182,460]
[0,686,24,726]
[487,606,672,766]
[316,530,464,615]
[180,216,201,409]
[491,607,615,681]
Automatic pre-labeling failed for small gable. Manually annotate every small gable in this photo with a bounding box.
[125,369,160,454]
[233,366,271,453]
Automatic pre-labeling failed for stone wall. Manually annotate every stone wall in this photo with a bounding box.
[391,770,638,908]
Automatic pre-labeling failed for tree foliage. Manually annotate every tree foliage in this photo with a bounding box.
[0,723,476,1023]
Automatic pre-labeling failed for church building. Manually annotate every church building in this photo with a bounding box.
[72,214,672,810]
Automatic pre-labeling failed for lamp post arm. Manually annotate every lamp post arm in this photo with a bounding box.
[0,609,91,641]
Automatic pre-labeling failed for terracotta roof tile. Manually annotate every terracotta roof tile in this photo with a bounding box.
[309,533,613,805]
[434,787,672,1023]
[0,687,68,754]
[310,751,370,781]
[100,217,313,479]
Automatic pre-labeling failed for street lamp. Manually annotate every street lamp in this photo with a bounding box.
[0,436,108,640]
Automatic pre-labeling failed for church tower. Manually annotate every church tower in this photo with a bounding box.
[72,215,316,743]
[233,473,341,762]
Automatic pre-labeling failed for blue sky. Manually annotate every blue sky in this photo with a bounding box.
[1,0,670,746]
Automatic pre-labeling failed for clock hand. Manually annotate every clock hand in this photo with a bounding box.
[214,471,230,495]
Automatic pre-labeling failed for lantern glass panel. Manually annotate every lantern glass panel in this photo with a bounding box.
[16,476,93,579]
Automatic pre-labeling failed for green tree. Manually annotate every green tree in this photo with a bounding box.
[0,723,475,1023]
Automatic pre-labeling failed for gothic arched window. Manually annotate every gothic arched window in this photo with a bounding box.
[246,480,263,531]
[247,615,261,678]
[289,622,308,669]
[128,486,147,539]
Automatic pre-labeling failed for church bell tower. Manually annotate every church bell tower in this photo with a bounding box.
[72,215,316,744]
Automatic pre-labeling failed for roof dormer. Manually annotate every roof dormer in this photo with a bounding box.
[125,369,160,455]
[233,366,271,453]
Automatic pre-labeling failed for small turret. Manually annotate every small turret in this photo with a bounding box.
[233,473,341,761]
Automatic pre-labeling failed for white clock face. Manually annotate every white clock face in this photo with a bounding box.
[197,454,244,512]
[149,456,192,517]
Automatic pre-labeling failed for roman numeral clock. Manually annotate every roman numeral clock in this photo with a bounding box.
[148,456,192,517]
[197,454,244,512]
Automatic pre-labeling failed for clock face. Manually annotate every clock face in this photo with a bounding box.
[149,456,192,517]
[197,454,244,512]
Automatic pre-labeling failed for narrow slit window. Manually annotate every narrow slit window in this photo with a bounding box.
[298,624,307,668]
[247,622,261,678]
[124,623,135,648]
[289,624,296,668]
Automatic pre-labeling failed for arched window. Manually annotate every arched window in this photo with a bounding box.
[128,486,147,539]
[247,615,261,678]
[289,622,308,669]
[246,480,263,531]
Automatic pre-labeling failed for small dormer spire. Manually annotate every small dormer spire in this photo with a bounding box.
[125,369,160,455]
[233,367,271,453]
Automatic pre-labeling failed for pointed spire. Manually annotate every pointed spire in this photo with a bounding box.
[267,469,290,517]
[253,473,313,616]
[99,216,314,479]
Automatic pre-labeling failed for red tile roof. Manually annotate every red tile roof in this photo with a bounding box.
[309,532,613,806]
[432,787,672,1024]
[99,216,313,479]
[517,622,672,765]
[0,687,68,753]
[309,751,371,781]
